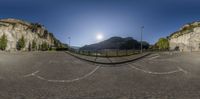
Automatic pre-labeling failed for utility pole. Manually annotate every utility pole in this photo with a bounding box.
[68,37,71,51]
[189,33,192,52]
[140,26,144,53]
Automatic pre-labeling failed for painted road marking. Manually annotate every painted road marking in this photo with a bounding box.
[127,63,187,75]
[177,66,188,74]
[23,70,39,77]
[148,54,160,60]
[23,65,100,83]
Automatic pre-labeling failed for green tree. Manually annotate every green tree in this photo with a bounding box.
[0,34,8,50]
[32,40,36,51]
[41,42,48,51]
[141,41,150,49]
[28,42,32,51]
[49,45,53,51]
[38,44,41,51]
[17,35,26,50]
[156,38,169,50]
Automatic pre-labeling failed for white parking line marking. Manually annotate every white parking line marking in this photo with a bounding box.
[148,54,160,60]
[128,63,186,75]
[23,70,39,77]
[24,65,100,83]
[177,66,188,74]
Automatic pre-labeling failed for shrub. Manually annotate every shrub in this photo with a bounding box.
[28,42,32,51]
[199,43,200,49]
[174,46,179,51]
[32,40,36,51]
[38,44,41,50]
[41,42,48,51]
[156,38,169,50]
[0,34,8,50]
[17,35,26,50]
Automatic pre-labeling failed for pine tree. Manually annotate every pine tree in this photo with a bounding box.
[0,34,8,50]
[32,40,36,51]
[28,42,32,51]
[17,35,26,50]
[41,42,48,51]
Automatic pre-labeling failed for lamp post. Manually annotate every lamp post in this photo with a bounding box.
[189,33,192,52]
[140,26,144,53]
[68,37,71,51]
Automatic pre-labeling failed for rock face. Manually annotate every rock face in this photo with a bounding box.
[0,18,62,51]
[169,21,200,51]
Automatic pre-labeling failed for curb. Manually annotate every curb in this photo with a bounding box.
[65,51,151,65]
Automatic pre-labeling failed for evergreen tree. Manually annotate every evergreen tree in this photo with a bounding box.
[41,42,48,51]
[17,35,26,50]
[0,34,8,50]
[38,44,41,51]
[49,45,52,51]
[28,42,32,51]
[32,40,36,51]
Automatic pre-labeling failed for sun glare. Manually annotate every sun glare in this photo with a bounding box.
[96,33,103,40]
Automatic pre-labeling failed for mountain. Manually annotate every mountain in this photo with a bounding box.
[0,18,64,51]
[80,37,149,50]
[168,21,200,51]
[70,46,80,50]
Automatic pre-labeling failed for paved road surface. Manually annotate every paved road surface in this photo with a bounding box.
[0,51,200,99]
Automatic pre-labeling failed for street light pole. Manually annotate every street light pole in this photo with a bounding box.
[189,33,192,52]
[140,26,144,53]
[68,37,71,51]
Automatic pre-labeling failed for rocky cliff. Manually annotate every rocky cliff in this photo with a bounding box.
[0,18,62,51]
[169,21,200,51]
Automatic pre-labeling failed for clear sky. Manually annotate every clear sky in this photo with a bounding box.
[0,0,200,46]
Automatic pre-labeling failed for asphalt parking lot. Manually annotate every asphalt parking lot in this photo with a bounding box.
[0,51,200,99]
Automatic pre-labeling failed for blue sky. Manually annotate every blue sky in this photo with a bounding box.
[0,0,200,46]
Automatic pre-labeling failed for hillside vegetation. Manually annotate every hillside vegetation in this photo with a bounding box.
[169,21,200,39]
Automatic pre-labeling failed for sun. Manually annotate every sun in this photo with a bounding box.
[96,33,103,40]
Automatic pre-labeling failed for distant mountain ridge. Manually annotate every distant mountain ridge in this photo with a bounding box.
[80,37,149,50]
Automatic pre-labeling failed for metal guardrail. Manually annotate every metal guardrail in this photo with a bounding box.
[69,49,141,57]
[66,51,151,65]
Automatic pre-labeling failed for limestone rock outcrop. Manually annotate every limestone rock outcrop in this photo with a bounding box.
[0,18,62,51]
[169,21,200,51]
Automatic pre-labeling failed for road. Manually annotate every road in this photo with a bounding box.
[0,51,200,99]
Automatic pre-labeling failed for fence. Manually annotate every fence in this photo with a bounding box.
[70,49,140,57]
